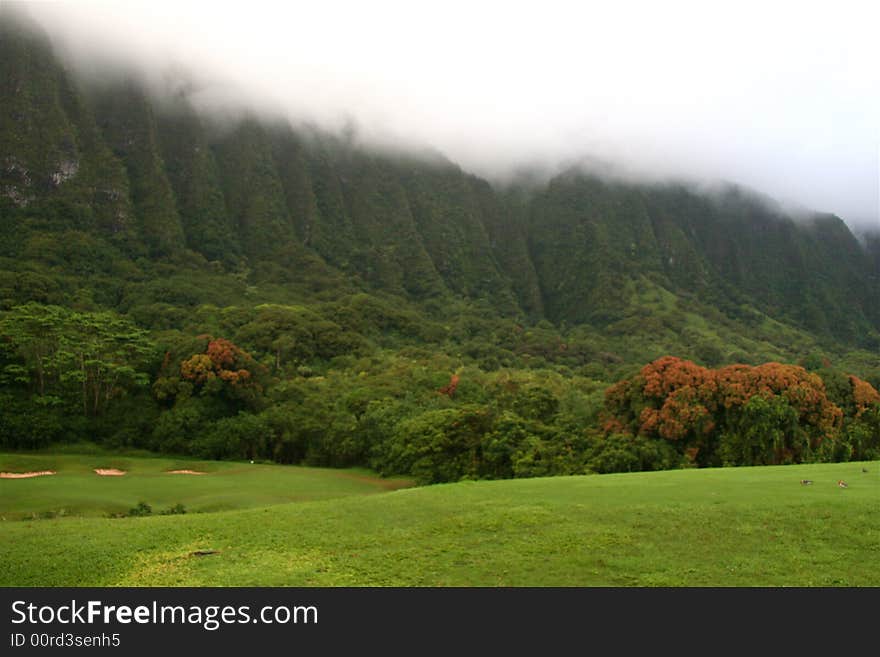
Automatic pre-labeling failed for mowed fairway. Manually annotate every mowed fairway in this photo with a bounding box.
[1,460,877,586]
[0,452,412,520]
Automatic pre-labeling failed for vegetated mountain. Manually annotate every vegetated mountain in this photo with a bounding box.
[1,9,878,479]
[2,11,878,346]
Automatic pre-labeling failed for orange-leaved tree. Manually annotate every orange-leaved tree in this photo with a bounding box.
[180,336,261,391]
[849,375,880,418]
[602,356,843,466]
[154,335,264,410]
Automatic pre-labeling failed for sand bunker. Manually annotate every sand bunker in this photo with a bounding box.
[94,468,126,476]
[0,470,56,479]
[167,469,206,475]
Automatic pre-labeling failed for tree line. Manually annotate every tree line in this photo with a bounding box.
[1,304,878,484]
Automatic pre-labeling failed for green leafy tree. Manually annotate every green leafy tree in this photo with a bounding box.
[0,302,154,416]
[718,395,803,466]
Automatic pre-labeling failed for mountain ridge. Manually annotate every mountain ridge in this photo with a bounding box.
[2,8,878,349]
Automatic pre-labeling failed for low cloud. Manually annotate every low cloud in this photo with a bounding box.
[14,0,880,228]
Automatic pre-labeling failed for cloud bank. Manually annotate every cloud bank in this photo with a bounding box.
[17,0,880,228]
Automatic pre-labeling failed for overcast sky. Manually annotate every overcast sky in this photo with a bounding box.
[20,0,880,228]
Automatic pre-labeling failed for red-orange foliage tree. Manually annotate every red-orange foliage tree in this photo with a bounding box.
[849,375,880,418]
[602,356,843,466]
[177,336,263,407]
[181,337,255,387]
[438,373,460,397]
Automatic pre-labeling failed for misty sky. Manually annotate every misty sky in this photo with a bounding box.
[20,0,880,228]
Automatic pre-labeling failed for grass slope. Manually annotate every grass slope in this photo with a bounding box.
[0,452,412,519]
[1,460,877,586]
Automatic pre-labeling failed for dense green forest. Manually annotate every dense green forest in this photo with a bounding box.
[2,8,879,483]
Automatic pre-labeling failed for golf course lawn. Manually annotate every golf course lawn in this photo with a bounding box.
[1,456,876,586]
[0,451,412,519]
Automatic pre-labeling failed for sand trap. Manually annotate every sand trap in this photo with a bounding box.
[0,470,56,479]
[94,468,126,476]
[167,469,206,475]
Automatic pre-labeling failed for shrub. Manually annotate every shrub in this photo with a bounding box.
[160,503,187,515]
[127,502,152,517]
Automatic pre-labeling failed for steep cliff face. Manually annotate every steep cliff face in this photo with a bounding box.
[0,12,132,242]
[156,102,240,264]
[1,9,878,348]
[93,80,187,257]
[525,173,878,342]
[0,13,78,209]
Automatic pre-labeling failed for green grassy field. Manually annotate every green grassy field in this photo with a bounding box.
[1,456,877,586]
[0,452,412,520]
